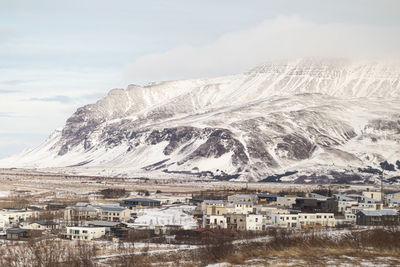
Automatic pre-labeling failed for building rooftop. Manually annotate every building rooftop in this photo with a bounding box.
[88,221,126,227]
[359,209,398,216]
[361,196,380,203]
[7,228,31,234]
[233,201,253,205]
[203,200,224,204]
[335,195,356,202]
[97,206,127,212]
[123,198,160,203]
[32,220,58,226]
[257,194,280,198]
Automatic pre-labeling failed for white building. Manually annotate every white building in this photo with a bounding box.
[230,201,254,214]
[277,196,297,208]
[65,226,106,240]
[23,221,59,231]
[335,195,358,213]
[0,209,38,224]
[272,213,299,228]
[298,213,335,227]
[203,214,227,229]
[272,212,335,228]
[245,214,263,231]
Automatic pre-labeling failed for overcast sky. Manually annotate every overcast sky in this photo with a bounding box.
[1,0,400,158]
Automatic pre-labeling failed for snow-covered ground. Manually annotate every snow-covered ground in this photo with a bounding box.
[134,204,198,229]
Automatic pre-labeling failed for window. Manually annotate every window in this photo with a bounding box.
[255,218,258,222]
[317,215,321,219]
[82,230,87,234]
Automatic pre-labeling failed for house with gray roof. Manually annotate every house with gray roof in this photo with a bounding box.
[356,209,399,226]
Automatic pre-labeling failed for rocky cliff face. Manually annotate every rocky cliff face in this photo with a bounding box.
[2,58,400,182]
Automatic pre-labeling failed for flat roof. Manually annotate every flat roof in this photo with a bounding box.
[360,209,398,216]
[123,198,160,203]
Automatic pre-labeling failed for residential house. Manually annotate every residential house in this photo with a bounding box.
[334,195,358,213]
[98,206,130,222]
[6,228,41,240]
[206,205,227,216]
[88,221,128,237]
[272,212,335,228]
[229,201,254,214]
[64,205,98,221]
[272,213,299,228]
[24,220,59,231]
[245,214,264,231]
[356,209,399,226]
[198,200,225,215]
[65,226,106,240]
[298,213,335,227]
[203,214,227,229]
[0,209,38,224]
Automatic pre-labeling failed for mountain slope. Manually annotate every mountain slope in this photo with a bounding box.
[2,58,400,182]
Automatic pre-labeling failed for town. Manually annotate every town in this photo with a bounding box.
[2,188,400,239]
[1,181,400,265]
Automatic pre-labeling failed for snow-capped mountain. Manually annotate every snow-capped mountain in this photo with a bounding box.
[2,58,400,182]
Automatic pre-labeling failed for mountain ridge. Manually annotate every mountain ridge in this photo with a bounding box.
[2,58,400,183]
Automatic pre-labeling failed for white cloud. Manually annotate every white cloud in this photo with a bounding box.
[124,16,400,84]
